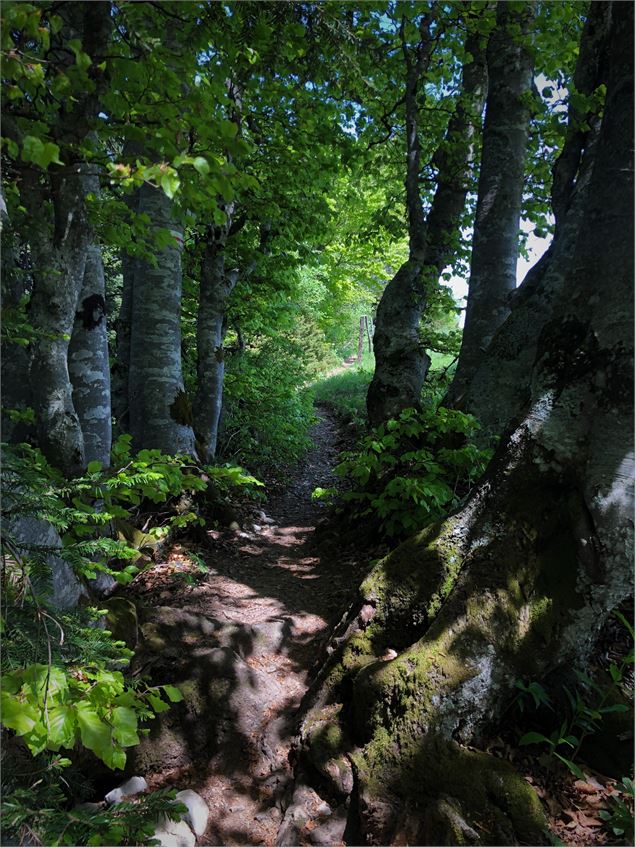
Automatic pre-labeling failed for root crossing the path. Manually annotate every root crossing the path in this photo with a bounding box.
[127,407,368,846]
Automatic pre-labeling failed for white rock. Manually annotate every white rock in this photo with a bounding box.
[104,775,148,804]
[152,819,196,847]
[175,789,209,836]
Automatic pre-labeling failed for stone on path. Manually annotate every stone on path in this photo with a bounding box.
[175,789,209,837]
[104,775,148,804]
[152,818,196,847]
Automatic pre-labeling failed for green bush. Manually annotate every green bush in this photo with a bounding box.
[317,406,492,539]
[0,439,261,844]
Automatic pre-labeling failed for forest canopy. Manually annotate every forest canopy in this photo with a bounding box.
[1,2,633,846]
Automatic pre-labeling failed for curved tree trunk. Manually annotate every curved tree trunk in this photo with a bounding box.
[446,1,535,403]
[128,182,196,455]
[446,2,611,436]
[367,19,488,426]
[286,5,633,843]
[68,243,112,467]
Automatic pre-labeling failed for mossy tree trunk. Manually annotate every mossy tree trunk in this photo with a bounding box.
[367,16,488,426]
[292,5,633,843]
[447,1,535,403]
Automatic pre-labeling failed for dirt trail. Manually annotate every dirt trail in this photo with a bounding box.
[129,406,368,846]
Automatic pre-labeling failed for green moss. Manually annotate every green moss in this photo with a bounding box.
[356,735,547,846]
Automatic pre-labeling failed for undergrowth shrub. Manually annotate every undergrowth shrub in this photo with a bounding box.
[0,438,261,845]
[219,328,330,473]
[315,406,492,539]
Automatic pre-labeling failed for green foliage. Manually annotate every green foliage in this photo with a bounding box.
[220,328,325,473]
[599,777,634,841]
[3,773,186,847]
[312,353,376,428]
[1,664,180,769]
[517,611,634,779]
[329,406,492,539]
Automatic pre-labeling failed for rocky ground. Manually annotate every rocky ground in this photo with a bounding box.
[122,407,371,846]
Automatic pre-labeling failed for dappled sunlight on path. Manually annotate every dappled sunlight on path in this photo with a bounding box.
[128,408,368,846]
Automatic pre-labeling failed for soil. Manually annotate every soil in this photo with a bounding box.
[126,405,371,846]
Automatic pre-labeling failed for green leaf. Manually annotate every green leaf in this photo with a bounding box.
[87,460,103,474]
[161,685,183,703]
[160,172,180,200]
[147,693,170,714]
[519,731,552,747]
[614,610,634,640]
[192,156,210,175]
[553,752,585,780]
[0,692,38,735]
[111,706,139,747]
[75,702,113,762]
[47,704,77,749]
[21,135,63,169]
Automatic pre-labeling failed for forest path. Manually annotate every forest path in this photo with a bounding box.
[130,405,368,846]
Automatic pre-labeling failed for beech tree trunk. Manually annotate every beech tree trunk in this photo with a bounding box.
[446,2,611,435]
[367,19,488,426]
[26,170,90,475]
[5,2,112,476]
[287,5,633,843]
[447,1,535,403]
[193,237,238,461]
[68,243,112,467]
[128,182,196,455]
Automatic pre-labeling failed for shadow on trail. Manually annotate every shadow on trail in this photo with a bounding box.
[126,407,370,846]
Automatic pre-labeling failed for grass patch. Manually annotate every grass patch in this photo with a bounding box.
[312,351,457,429]
[312,351,375,427]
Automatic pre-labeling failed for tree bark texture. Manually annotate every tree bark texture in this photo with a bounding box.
[68,243,112,467]
[26,169,90,475]
[446,2,611,435]
[193,239,238,461]
[448,1,535,401]
[13,2,112,475]
[287,5,633,843]
[367,22,488,427]
[128,182,196,455]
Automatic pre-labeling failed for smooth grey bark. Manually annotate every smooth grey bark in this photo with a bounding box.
[446,2,611,435]
[26,169,90,475]
[290,8,632,841]
[367,18,488,426]
[193,235,238,461]
[447,1,535,401]
[5,2,112,475]
[68,243,112,467]
[128,181,195,455]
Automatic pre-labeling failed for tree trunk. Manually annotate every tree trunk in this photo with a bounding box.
[111,183,139,434]
[193,240,238,462]
[367,21,488,426]
[26,170,90,475]
[447,1,535,402]
[128,182,196,455]
[68,244,112,467]
[287,4,633,843]
[446,2,611,435]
